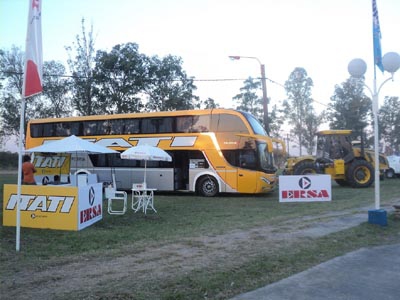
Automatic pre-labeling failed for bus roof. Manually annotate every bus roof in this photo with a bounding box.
[27,108,243,124]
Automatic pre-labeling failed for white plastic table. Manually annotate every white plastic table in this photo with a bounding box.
[131,185,157,214]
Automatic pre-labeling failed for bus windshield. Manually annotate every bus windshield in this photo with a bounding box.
[258,142,276,173]
[240,111,267,136]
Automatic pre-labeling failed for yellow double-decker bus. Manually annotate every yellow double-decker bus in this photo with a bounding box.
[26,109,279,196]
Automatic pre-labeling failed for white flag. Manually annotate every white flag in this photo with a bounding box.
[23,0,43,98]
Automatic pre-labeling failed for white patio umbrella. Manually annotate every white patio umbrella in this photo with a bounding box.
[120,145,172,184]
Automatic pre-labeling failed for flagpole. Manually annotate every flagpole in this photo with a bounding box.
[17,0,43,251]
[16,97,26,252]
[372,67,380,210]
[372,0,381,210]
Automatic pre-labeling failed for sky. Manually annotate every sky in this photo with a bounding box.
[1,0,400,151]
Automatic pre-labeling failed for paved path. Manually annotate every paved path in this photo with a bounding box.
[232,243,400,300]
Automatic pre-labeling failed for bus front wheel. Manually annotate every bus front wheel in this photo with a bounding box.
[197,176,218,197]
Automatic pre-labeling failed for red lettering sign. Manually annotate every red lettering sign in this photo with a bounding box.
[281,190,330,199]
[80,204,102,224]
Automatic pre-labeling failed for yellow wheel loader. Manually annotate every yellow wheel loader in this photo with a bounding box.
[282,130,389,188]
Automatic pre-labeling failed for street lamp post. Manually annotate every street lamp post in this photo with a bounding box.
[348,52,400,215]
[229,56,269,134]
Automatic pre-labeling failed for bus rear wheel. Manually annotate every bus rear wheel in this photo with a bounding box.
[197,176,218,197]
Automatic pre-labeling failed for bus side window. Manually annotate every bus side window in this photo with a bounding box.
[142,118,156,134]
[142,117,173,134]
[213,114,248,133]
[55,123,66,136]
[123,119,140,134]
[192,115,210,132]
[31,124,43,137]
[43,123,55,137]
[221,150,240,168]
[83,121,92,136]
[70,122,81,136]
[159,117,173,133]
[109,119,121,135]
[240,150,256,169]
[176,116,192,133]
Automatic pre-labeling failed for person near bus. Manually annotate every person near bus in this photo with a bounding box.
[22,154,37,185]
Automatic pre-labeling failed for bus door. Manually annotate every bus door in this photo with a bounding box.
[220,165,235,193]
[174,150,211,191]
[173,151,190,190]
[237,149,258,193]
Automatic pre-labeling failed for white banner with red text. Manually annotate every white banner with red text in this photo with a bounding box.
[279,175,332,203]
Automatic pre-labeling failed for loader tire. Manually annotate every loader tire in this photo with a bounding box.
[334,179,349,187]
[293,161,318,175]
[346,160,374,188]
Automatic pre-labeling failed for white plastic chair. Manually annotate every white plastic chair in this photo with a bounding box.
[74,169,91,187]
[106,174,127,215]
[77,174,88,186]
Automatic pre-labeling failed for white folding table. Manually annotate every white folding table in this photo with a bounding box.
[131,183,157,214]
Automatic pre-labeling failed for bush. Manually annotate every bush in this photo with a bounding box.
[0,151,18,169]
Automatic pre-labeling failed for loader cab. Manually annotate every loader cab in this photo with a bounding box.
[316,130,354,163]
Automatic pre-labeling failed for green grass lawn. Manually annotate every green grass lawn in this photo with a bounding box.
[2,175,398,256]
[1,171,400,299]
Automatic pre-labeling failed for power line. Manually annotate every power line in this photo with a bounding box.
[0,70,285,87]
[1,69,333,112]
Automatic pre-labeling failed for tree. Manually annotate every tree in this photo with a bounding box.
[93,43,146,114]
[0,46,24,95]
[0,45,22,138]
[0,94,22,139]
[0,46,42,141]
[42,60,72,118]
[283,67,314,156]
[303,110,325,154]
[0,151,18,168]
[327,77,371,140]
[268,104,284,139]
[0,47,73,142]
[379,96,400,154]
[144,55,200,111]
[233,77,263,124]
[202,97,219,109]
[269,104,287,167]
[65,18,98,115]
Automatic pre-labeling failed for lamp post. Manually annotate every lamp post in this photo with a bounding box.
[348,52,400,212]
[229,56,269,134]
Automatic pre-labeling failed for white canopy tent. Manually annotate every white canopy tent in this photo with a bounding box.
[26,135,118,154]
[26,135,118,184]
